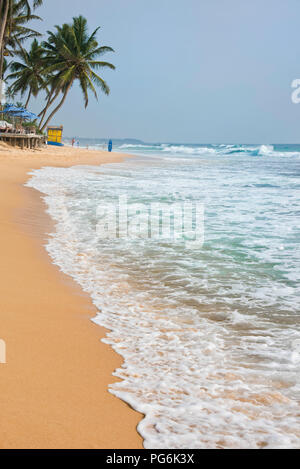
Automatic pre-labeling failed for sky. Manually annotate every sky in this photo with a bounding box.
[26,0,300,143]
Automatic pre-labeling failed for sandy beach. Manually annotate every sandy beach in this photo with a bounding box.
[0,143,143,449]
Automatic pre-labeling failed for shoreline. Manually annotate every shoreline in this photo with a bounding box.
[0,144,143,449]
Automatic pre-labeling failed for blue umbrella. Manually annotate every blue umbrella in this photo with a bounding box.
[0,105,39,120]
[13,110,38,121]
[0,104,23,113]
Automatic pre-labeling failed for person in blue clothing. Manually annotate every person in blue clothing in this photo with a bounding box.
[108,139,113,152]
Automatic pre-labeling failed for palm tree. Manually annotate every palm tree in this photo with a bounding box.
[0,0,43,79]
[7,38,46,107]
[4,0,42,58]
[39,16,115,132]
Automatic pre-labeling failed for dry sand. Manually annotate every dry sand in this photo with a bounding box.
[0,143,143,449]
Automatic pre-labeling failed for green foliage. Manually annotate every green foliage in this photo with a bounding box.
[39,15,115,130]
[22,119,43,134]
[43,15,115,107]
[4,0,42,57]
[7,38,46,106]
[0,1,43,79]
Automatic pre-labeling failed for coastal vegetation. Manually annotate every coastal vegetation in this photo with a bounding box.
[0,0,115,132]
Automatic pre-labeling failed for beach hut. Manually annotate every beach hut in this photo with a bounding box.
[47,126,64,146]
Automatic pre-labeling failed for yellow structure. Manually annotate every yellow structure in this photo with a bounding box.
[47,126,64,146]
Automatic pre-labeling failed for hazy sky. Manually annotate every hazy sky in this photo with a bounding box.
[28,0,300,142]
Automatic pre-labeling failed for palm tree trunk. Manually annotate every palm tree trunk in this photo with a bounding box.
[41,81,73,133]
[25,89,32,108]
[0,1,9,82]
[0,44,4,80]
[0,1,3,50]
[38,88,60,128]
[0,44,5,109]
[0,0,9,54]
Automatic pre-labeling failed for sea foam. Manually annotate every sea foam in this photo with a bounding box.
[26,145,300,448]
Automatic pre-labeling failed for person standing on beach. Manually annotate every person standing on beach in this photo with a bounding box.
[108,139,113,152]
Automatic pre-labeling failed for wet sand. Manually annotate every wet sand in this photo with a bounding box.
[0,143,143,449]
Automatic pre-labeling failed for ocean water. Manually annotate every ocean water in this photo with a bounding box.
[27,143,300,448]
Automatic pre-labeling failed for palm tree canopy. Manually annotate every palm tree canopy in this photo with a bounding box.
[1,1,43,31]
[14,0,43,16]
[0,1,43,81]
[4,1,42,56]
[7,38,46,101]
[42,15,115,108]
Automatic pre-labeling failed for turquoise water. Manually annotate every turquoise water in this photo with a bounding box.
[27,143,300,448]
